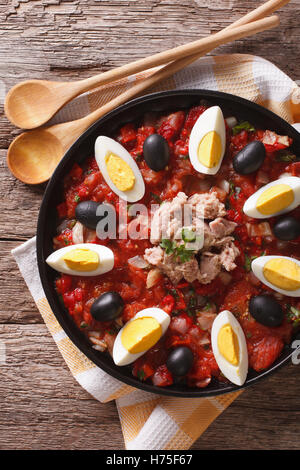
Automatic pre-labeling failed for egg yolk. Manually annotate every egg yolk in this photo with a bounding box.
[106,153,135,192]
[121,317,162,354]
[197,131,222,168]
[256,184,294,215]
[217,324,239,366]
[263,258,300,291]
[63,249,99,272]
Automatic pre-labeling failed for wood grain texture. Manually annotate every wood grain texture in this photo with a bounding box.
[0,0,299,451]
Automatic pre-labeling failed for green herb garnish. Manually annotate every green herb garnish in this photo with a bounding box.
[276,149,297,162]
[160,239,195,263]
[244,251,266,272]
[74,194,80,203]
[175,243,195,263]
[137,369,145,381]
[229,181,241,199]
[160,239,177,255]
[182,227,196,243]
[232,121,255,135]
[167,288,179,300]
[286,305,300,327]
[203,301,212,311]
[150,192,162,204]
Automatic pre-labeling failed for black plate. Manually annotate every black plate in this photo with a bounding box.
[37,89,300,398]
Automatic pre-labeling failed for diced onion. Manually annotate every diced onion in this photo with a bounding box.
[246,222,272,237]
[72,221,84,244]
[146,268,162,288]
[128,255,149,269]
[225,116,238,128]
[219,179,230,193]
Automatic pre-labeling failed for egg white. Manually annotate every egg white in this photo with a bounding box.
[188,106,226,175]
[211,310,248,386]
[46,243,114,276]
[251,255,300,297]
[113,307,170,366]
[243,176,300,219]
[95,136,145,202]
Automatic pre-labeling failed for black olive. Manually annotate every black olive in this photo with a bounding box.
[249,294,284,327]
[233,141,266,174]
[166,347,194,377]
[143,134,170,172]
[273,216,300,241]
[75,200,105,230]
[90,292,124,322]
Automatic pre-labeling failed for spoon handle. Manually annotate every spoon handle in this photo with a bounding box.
[74,0,288,96]
[53,14,279,148]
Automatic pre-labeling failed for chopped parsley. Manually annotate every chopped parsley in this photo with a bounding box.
[167,288,179,300]
[232,121,255,135]
[286,304,300,327]
[203,301,212,311]
[160,239,195,263]
[175,243,195,263]
[74,194,80,203]
[150,192,162,204]
[137,369,145,381]
[276,149,297,162]
[229,181,241,199]
[244,251,266,272]
[160,239,177,255]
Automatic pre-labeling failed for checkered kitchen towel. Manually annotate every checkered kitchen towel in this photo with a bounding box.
[12,54,300,450]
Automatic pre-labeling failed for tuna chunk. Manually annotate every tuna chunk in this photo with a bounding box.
[189,192,226,219]
[175,257,200,283]
[150,192,189,243]
[143,190,240,286]
[144,246,164,265]
[219,242,240,271]
[209,218,237,238]
[198,253,221,284]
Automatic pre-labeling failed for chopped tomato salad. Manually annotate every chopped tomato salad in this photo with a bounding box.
[52,103,300,389]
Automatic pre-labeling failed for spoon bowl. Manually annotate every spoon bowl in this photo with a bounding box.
[4,80,68,130]
[7,129,64,184]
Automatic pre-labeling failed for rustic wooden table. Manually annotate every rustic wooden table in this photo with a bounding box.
[0,0,299,451]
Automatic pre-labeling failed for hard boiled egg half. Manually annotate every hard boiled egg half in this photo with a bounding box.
[252,255,300,297]
[46,243,114,276]
[189,106,226,175]
[211,310,248,386]
[113,307,170,366]
[95,136,145,202]
[243,176,300,218]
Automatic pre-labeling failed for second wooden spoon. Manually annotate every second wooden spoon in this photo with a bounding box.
[7,16,279,184]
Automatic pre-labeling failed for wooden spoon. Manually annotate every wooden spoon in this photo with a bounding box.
[5,0,289,130]
[7,15,279,185]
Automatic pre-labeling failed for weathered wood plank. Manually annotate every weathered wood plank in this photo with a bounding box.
[0,324,124,450]
[0,324,299,449]
[0,0,299,451]
[0,241,41,323]
[0,152,43,241]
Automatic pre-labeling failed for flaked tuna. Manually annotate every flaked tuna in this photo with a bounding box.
[143,190,239,285]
